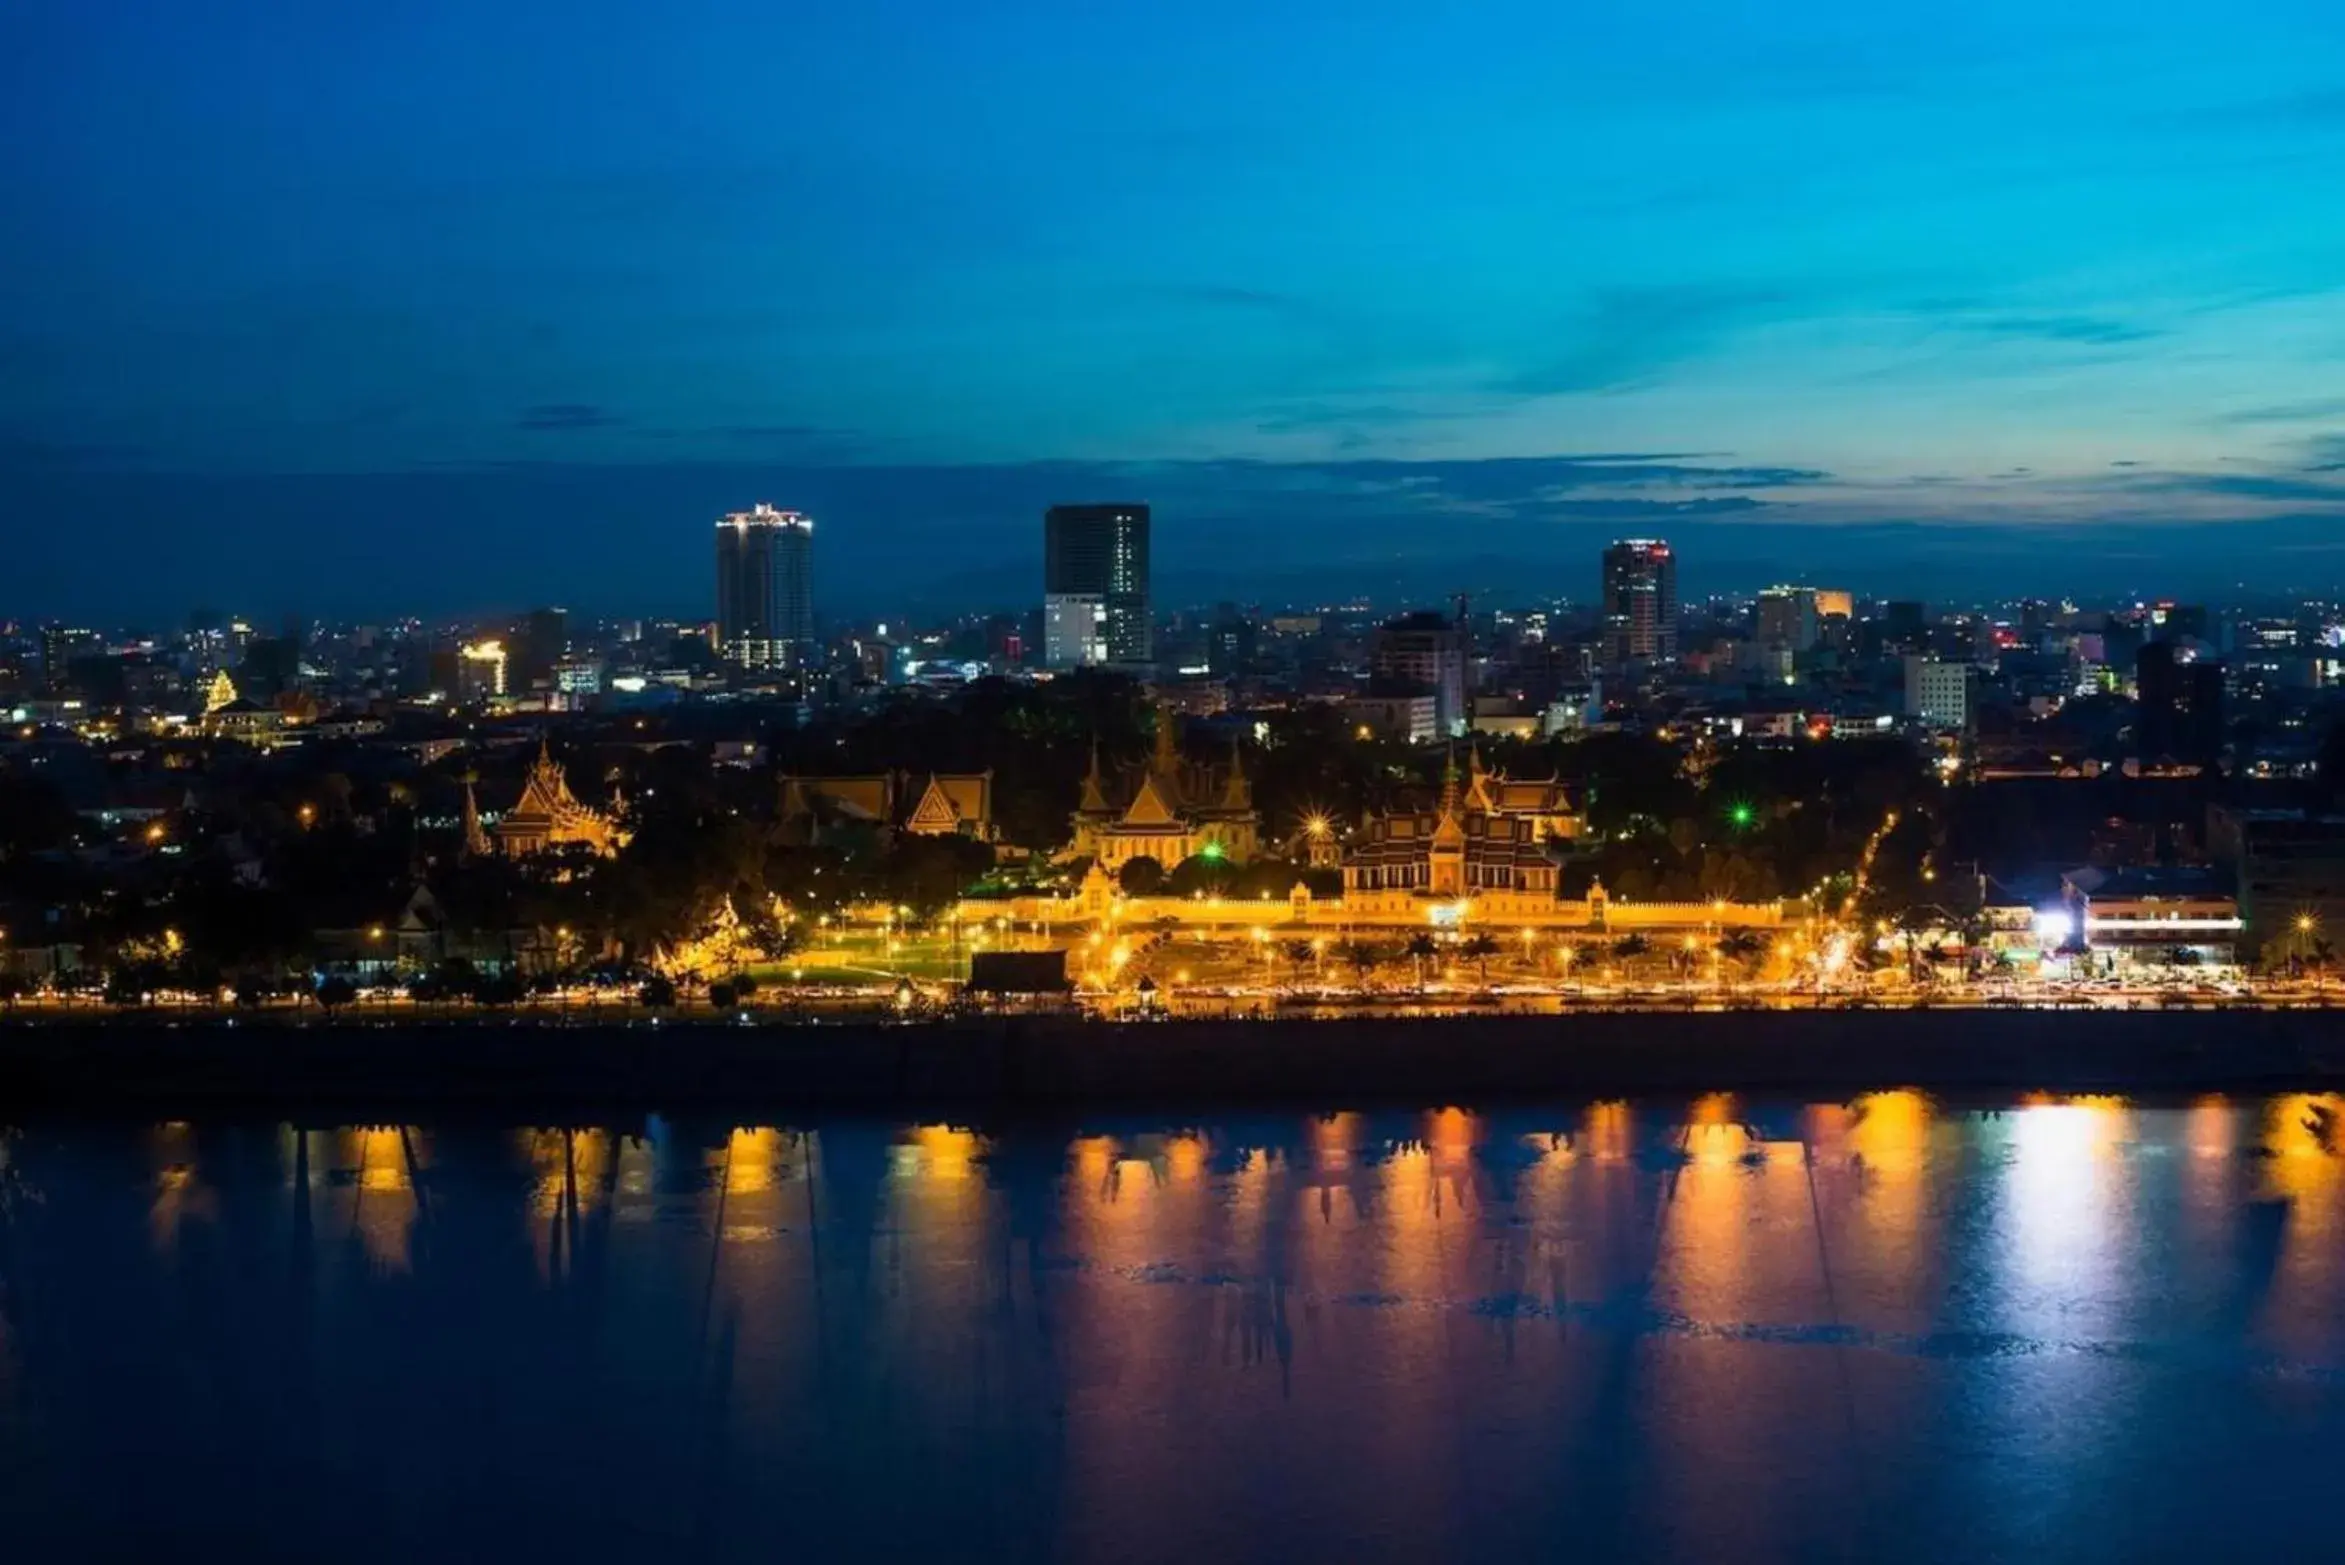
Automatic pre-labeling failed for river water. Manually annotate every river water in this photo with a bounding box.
[3,1095,2343,1561]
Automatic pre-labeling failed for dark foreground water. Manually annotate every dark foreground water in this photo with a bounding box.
[4,1096,2345,1562]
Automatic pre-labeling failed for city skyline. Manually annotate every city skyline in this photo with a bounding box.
[15,8,2345,1553]
[12,2,2345,619]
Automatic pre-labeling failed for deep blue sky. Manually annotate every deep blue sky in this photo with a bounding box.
[8,1,2345,624]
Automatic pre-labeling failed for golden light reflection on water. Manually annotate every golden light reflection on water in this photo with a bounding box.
[31,1096,2345,1563]
[515,1128,645,1281]
[2186,1094,2235,1158]
[1310,1111,1362,1169]
[519,1127,617,1219]
[1844,1089,1931,1171]
[1226,1141,1276,1271]
[1660,1098,1792,1322]
[1798,1091,1939,1323]
[1366,1113,1475,1418]
[323,1126,417,1274]
[2256,1094,2345,1346]
[84,1098,2345,1385]
[146,1122,212,1249]
[1070,1135,1117,1193]
[723,1127,785,1194]
[1580,1100,1632,1161]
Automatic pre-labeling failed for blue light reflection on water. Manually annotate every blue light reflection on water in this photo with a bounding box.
[3,1095,2344,1561]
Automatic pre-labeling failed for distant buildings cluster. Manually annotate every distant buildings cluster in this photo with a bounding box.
[20,502,2345,984]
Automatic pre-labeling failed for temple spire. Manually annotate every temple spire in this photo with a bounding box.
[1221,735,1250,809]
[1079,739,1110,813]
[1432,747,1466,851]
[1152,705,1180,780]
[461,771,489,859]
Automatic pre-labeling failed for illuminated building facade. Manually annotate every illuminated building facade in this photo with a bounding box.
[1755,586,1819,653]
[1371,611,1467,736]
[2055,867,2240,969]
[492,740,624,858]
[778,771,997,842]
[1460,746,1583,842]
[1903,655,1973,731]
[1340,752,1560,918]
[1042,592,1108,669]
[1067,711,1259,871]
[1601,539,1678,663]
[457,640,507,705]
[715,503,815,670]
[1044,503,1150,666]
[200,669,239,715]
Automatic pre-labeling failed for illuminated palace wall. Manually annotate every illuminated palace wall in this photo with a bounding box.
[950,875,1790,937]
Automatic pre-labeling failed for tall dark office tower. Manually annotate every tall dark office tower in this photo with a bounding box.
[2135,639,2225,764]
[715,503,815,670]
[39,625,98,693]
[1600,538,1677,663]
[1043,503,1151,667]
[1372,610,1468,736]
[517,606,569,688]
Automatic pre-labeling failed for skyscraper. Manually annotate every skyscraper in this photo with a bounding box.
[1755,585,1820,653]
[1882,601,1929,652]
[1903,655,1974,731]
[39,625,98,694]
[2135,640,2225,764]
[457,639,508,705]
[715,504,815,671]
[1044,503,1151,667]
[1601,539,1677,663]
[1372,610,1468,737]
[516,605,568,689]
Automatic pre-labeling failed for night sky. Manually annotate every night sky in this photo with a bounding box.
[9,0,2345,623]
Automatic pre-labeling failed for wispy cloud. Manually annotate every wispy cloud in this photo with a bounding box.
[2133,471,2345,504]
[2214,397,2345,426]
[0,432,148,470]
[516,403,622,431]
[1161,284,1317,315]
[1490,284,1794,396]
[2166,86,2345,130]
[1252,402,1438,436]
[1959,314,2161,346]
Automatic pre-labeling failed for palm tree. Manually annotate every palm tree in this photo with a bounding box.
[1341,940,1382,990]
[1405,932,1440,990]
[1460,932,1502,988]
[316,975,357,1017]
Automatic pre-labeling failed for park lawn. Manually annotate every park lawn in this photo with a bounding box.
[747,938,970,987]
